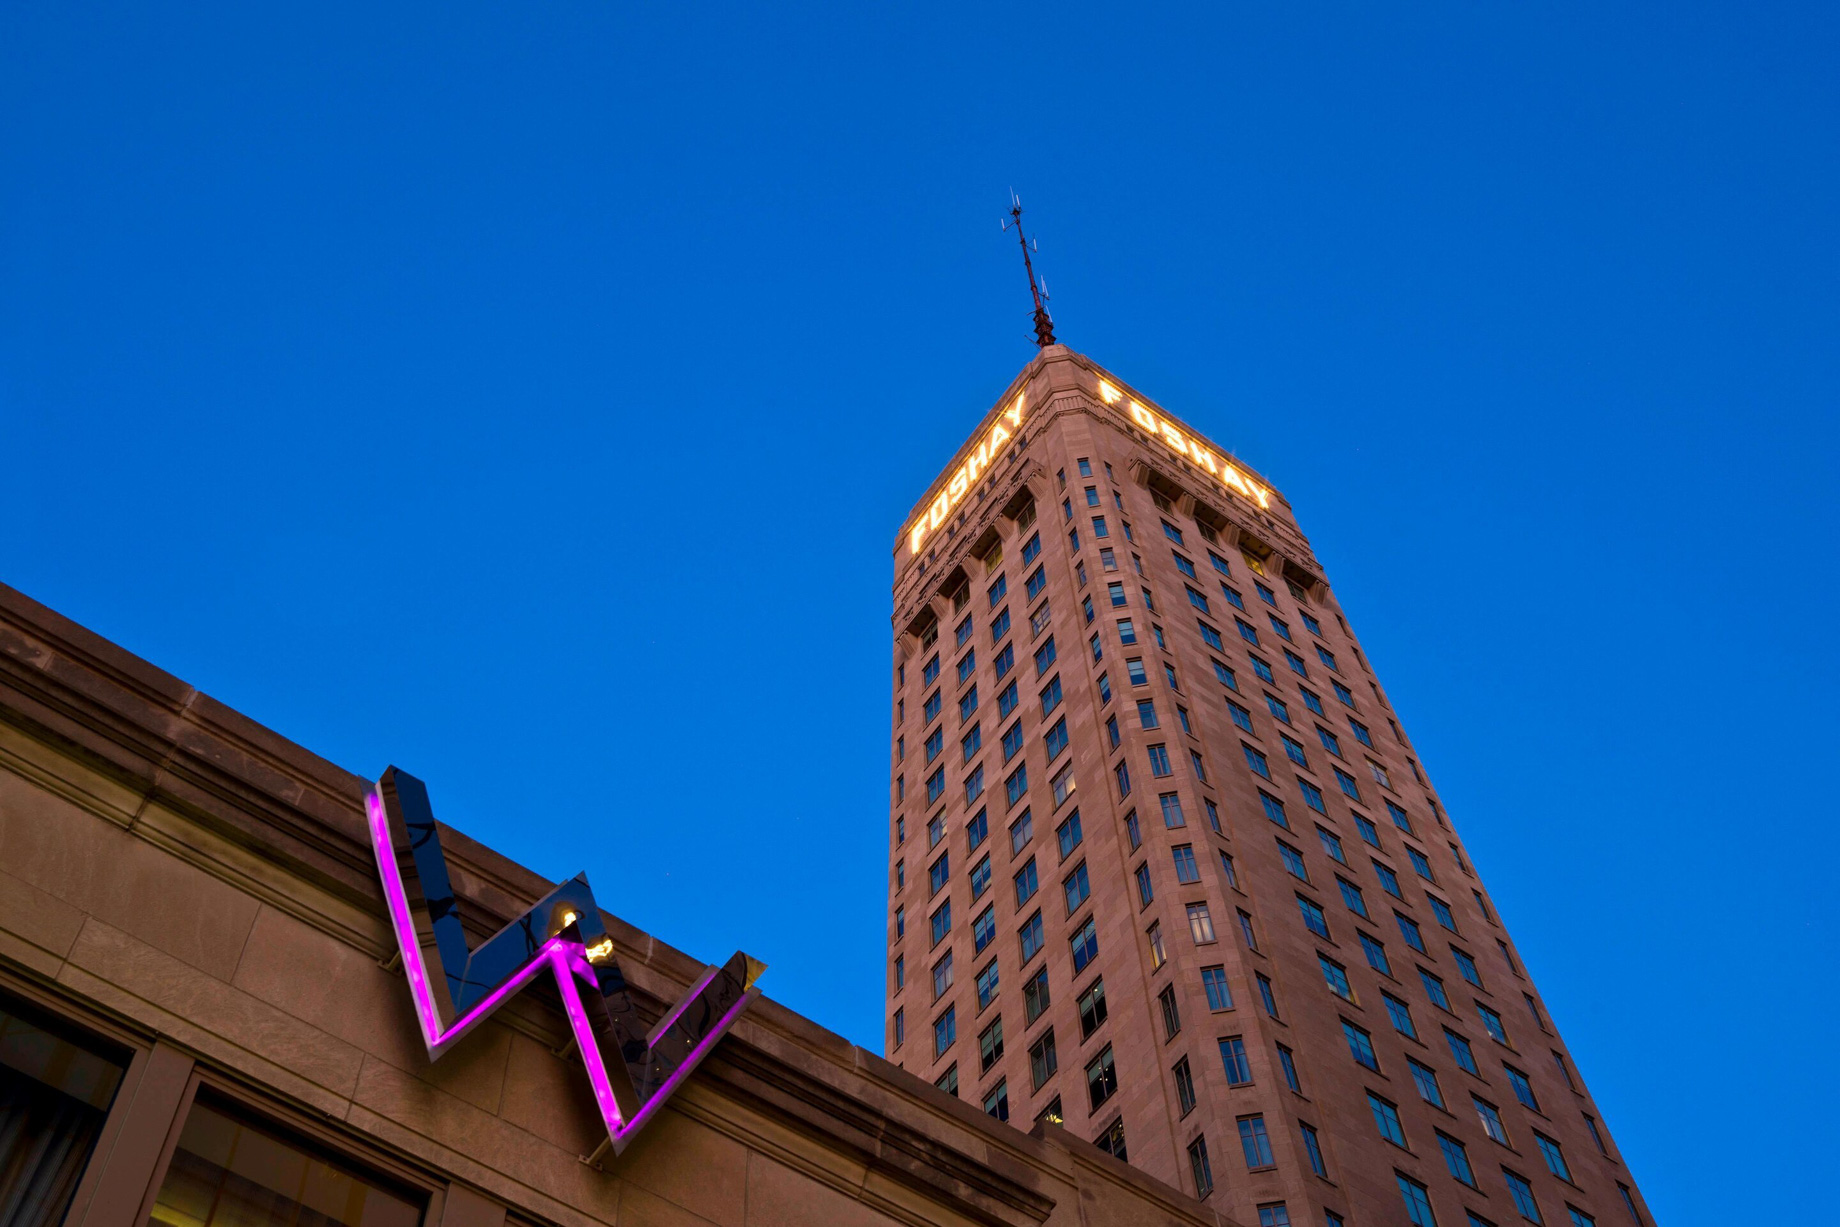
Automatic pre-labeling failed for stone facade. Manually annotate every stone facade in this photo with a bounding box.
[0,582,1241,1227]
[886,346,1654,1227]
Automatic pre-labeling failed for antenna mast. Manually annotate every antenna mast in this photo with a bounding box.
[1003,194,1057,348]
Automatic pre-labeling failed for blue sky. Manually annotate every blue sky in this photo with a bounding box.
[3,3,1836,1221]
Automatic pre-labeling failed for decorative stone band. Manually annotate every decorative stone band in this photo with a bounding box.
[367,767,765,1157]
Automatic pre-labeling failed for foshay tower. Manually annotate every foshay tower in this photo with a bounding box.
[885,345,1653,1227]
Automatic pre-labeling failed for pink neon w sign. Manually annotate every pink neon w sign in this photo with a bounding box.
[367,768,763,1157]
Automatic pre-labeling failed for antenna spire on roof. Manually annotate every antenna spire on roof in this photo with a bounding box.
[1002,192,1057,348]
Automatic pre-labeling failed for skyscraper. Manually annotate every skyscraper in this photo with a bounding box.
[886,345,1652,1227]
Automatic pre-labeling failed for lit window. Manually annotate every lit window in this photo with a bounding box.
[1188,902,1217,943]
[1085,1045,1118,1110]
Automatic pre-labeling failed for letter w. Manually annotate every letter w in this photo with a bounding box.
[368,767,764,1157]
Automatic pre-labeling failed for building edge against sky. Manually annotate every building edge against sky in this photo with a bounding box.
[0,576,1264,1227]
[885,345,1655,1227]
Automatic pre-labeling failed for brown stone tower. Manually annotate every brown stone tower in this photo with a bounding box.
[886,346,1653,1227]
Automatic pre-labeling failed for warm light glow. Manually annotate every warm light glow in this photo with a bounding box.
[907,395,1026,555]
[1113,385,1271,510]
[561,909,579,928]
[584,937,614,962]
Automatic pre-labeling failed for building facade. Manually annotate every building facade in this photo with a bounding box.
[885,346,1654,1227]
[0,582,1247,1227]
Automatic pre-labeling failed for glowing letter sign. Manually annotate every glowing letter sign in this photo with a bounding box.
[1097,379,1271,510]
[368,767,764,1157]
[907,395,1026,555]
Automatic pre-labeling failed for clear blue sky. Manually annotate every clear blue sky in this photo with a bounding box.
[3,3,1835,1220]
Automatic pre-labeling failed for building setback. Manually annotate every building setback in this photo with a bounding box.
[886,345,1654,1227]
[0,582,1247,1227]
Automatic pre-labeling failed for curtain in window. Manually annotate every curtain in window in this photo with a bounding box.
[0,1003,126,1227]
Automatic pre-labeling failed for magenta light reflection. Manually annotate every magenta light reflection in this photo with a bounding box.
[371,786,765,1150]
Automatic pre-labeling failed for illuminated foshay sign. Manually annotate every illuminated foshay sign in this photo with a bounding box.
[907,395,1026,555]
[1097,379,1271,510]
[368,768,764,1157]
